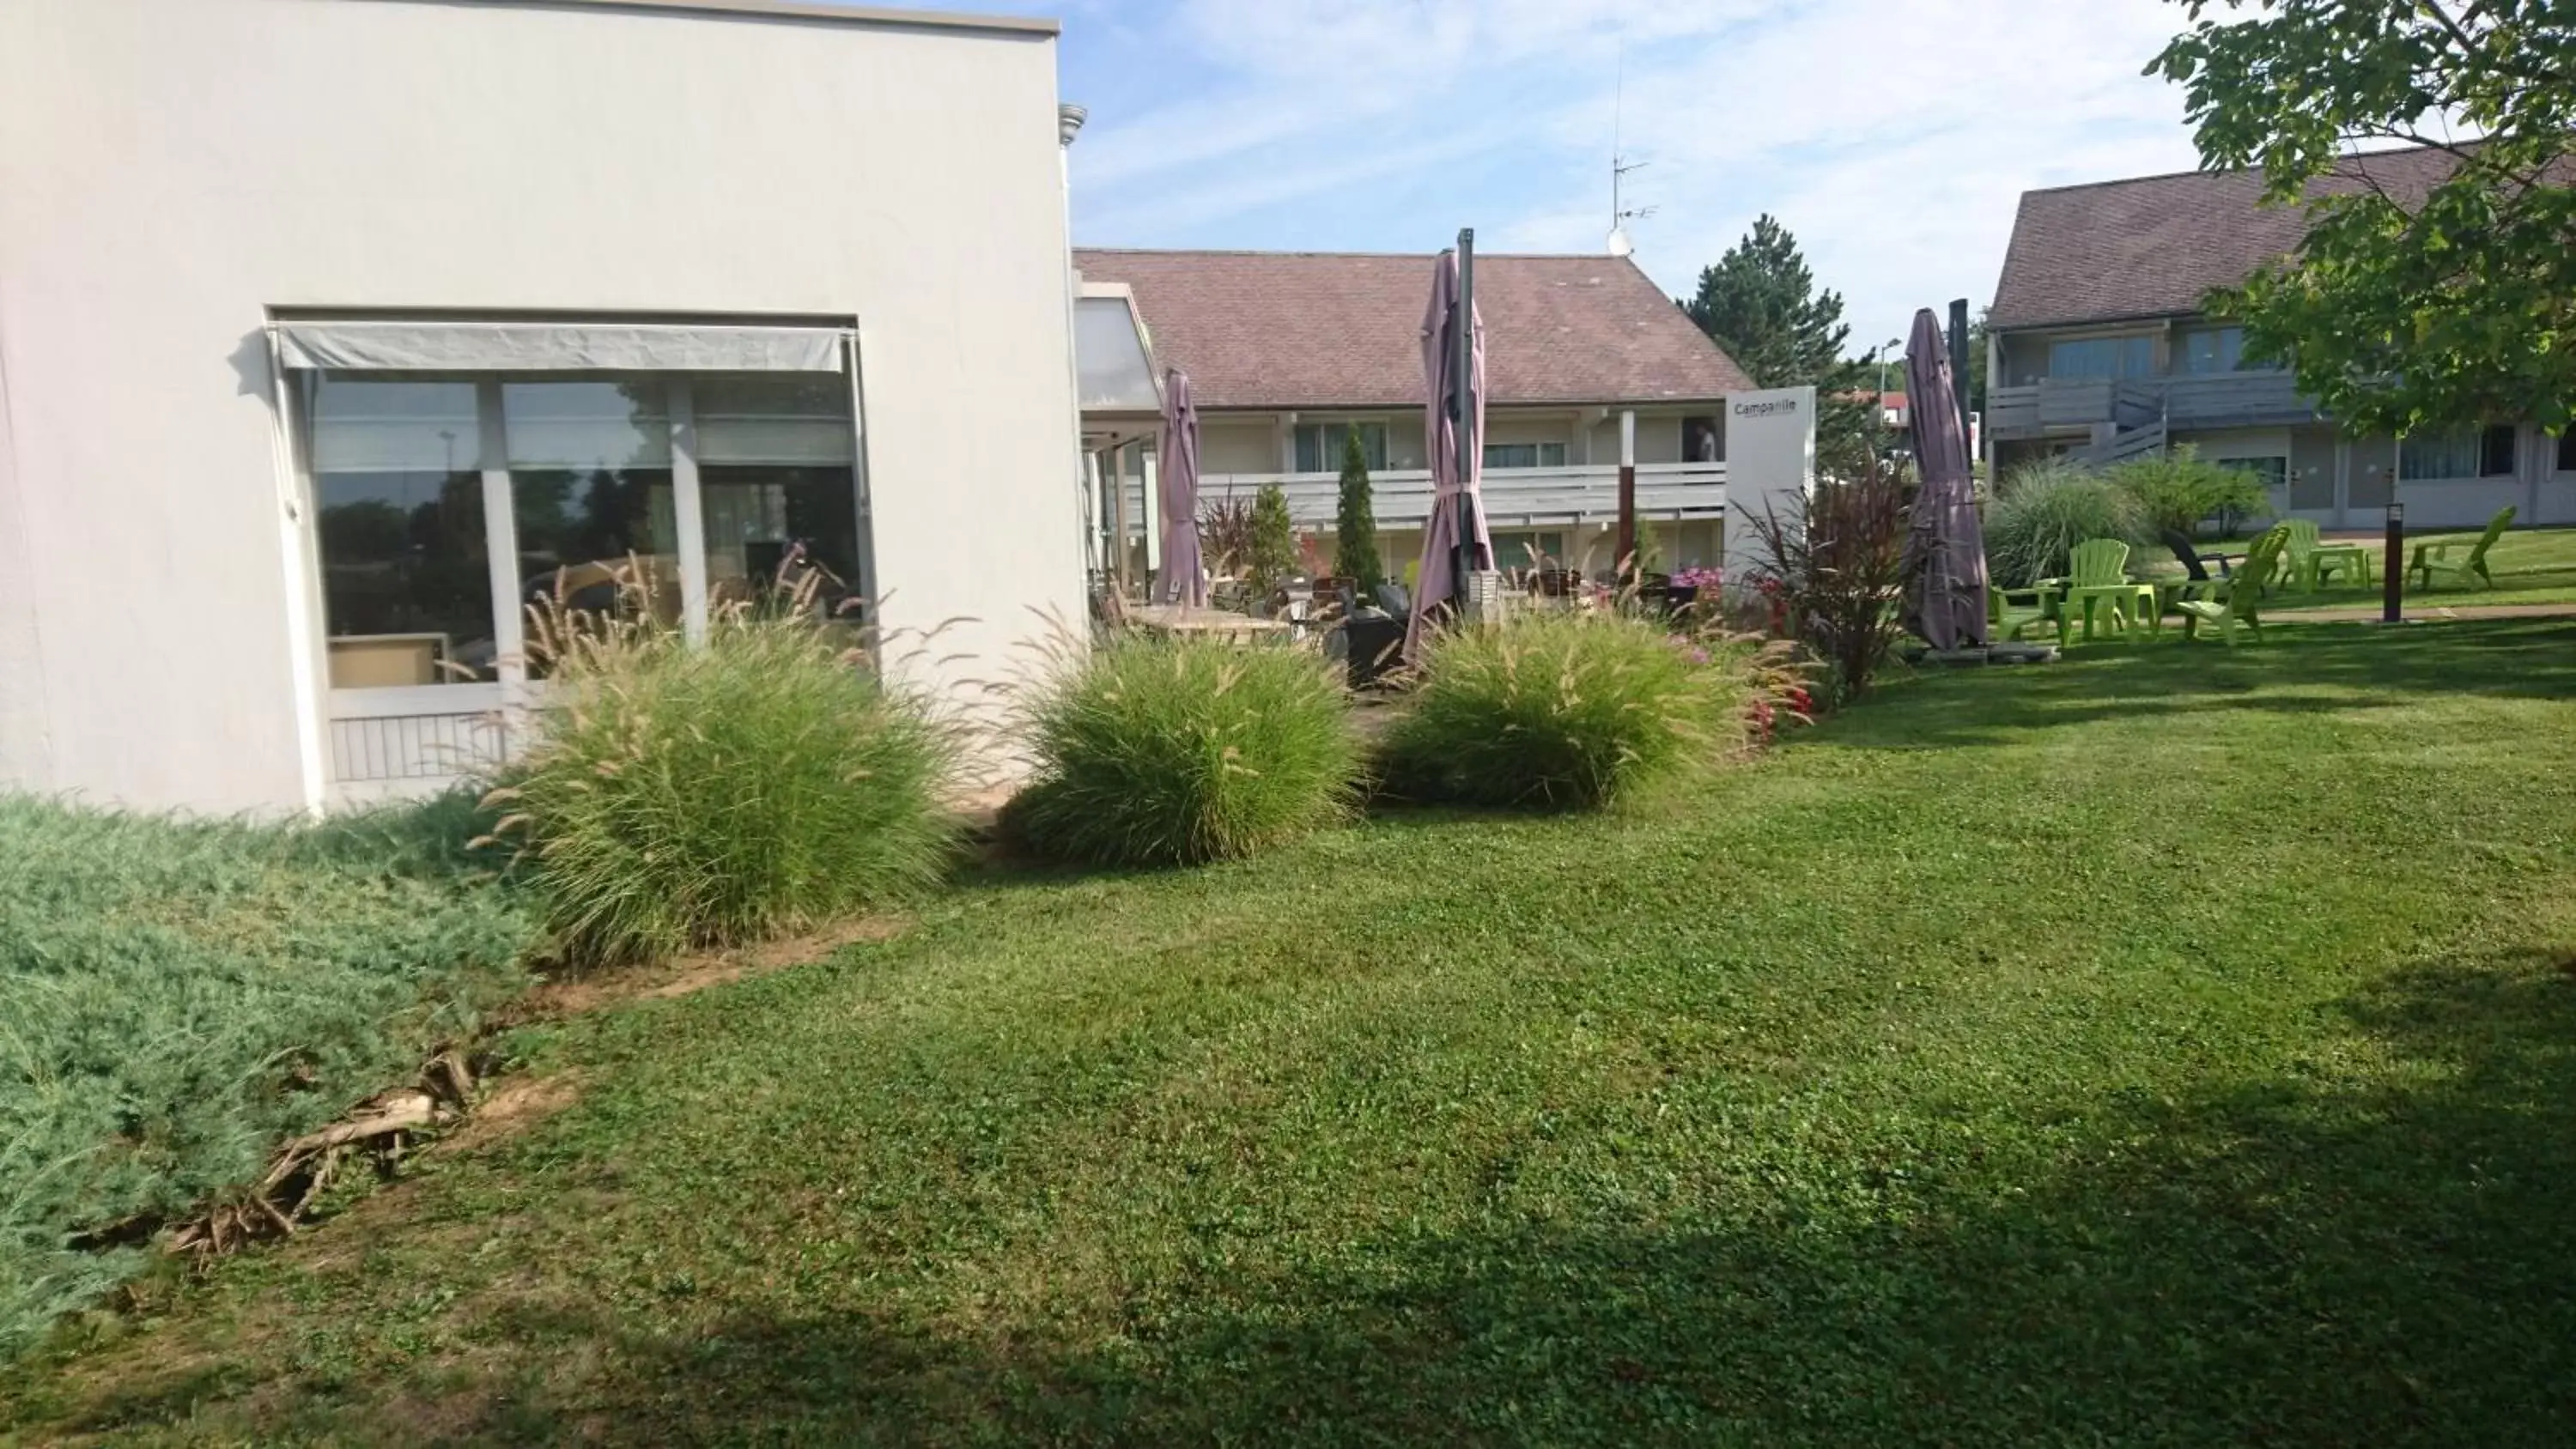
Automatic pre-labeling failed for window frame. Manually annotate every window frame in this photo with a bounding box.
[2045,334,2156,382]
[1481,440,1569,470]
[1293,419,1389,474]
[294,355,868,706]
[2401,425,2519,482]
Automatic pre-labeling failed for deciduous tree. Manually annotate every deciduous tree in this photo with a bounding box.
[2154,0,2576,432]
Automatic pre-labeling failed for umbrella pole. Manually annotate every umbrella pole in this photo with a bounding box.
[1453,228,1477,606]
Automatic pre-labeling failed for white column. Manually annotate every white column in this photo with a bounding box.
[475,381,524,686]
[1619,409,1637,467]
[1142,451,1163,574]
[264,340,330,813]
[667,379,708,646]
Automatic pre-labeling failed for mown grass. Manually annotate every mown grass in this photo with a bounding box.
[9,621,2576,1445]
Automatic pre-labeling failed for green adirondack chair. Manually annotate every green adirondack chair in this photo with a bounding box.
[2271,518,2362,591]
[2061,538,2154,639]
[2409,506,2516,591]
[1989,584,2068,647]
[2176,526,2288,645]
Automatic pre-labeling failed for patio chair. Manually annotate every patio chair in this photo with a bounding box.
[2062,538,2157,640]
[2160,527,2236,604]
[2276,518,2364,591]
[1988,584,2068,648]
[2176,526,2289,646]
[2409,506,2517,591]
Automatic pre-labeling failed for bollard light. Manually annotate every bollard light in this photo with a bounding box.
[2382,501,2405,623]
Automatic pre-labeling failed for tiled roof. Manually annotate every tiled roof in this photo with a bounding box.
[1990,145,2466,330]
[1072,249,1754,411]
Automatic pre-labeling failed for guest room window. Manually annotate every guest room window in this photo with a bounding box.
[2401,425,2517,482]
[2046,335,2154,380]
[1293,421,1387,473]
[1482,442,1568,470]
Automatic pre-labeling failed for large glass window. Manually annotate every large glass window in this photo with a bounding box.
[1294,421,1387,473]
[307,379,495,689]
[1483,441,1568,470]
[2220,456,2287,492]
[2046,336,2155,380]
[2180,327,2246,374]
[693,376,862,617]
[506,381,679,631]
[1487,530,1567,569]
[307,366,863,691]
[2402,425,2518,481]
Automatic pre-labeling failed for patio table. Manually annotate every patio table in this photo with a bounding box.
[2312,542,2373,586]
[2048,579,2160,640]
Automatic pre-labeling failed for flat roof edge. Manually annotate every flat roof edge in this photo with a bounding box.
[382,0,1058,39]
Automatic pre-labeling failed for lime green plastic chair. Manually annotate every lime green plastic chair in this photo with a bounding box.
[2409,506,2516,591]
[1989,584,2067,648]
[2274,518,2360,591]
[2177,526,2288,646]
[2062,538,2154,640]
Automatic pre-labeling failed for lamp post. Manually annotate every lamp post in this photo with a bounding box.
[2383,501,2404,623]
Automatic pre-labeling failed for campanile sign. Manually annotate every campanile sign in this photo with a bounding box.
[1722,385,1817,578]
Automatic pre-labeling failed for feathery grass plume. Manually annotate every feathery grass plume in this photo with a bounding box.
[1006,632,1358,866]
[1985,456,2149,588]
[1382,609,1759,811]
[496,561,959,967]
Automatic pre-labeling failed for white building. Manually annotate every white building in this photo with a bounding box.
[0,0,1087,814]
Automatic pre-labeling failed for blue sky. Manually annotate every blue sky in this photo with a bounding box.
[907,0,2208,355]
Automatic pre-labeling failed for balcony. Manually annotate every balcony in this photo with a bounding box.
[1194,461,1727,530]
[1990,372,2319,441]
[2162,371,2316,428]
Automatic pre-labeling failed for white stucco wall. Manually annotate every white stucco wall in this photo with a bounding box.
[0,0,1080,813]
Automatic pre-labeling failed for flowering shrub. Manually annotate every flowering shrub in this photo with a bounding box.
[1671,566,1724,591]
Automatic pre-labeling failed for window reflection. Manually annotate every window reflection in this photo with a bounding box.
[307,378,496,688]
[507,381,680,640]
[694,377,861,620]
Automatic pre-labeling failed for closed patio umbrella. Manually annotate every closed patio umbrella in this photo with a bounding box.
[1901,307,1989,649]
[1406,246,1493,661]
[1157,367,1206,607]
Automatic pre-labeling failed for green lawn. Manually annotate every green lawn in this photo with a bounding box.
[2203,522,2576,611]
[10,622,2576,1446]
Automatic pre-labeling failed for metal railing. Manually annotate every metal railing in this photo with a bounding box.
[1196,461,1727,529]
[1990,372,2319,440]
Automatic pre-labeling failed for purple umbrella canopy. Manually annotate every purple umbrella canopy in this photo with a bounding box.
[1405,249,1493,661]
[1157,367,1206,608]
[1900,308,1990,650]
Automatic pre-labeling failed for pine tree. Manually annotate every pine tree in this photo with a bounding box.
[1331,429,1384,592]
[1682,215,1879,476]
[1248,482,1297,597]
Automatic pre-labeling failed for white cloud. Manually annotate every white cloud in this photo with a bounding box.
[1058,0,2209,347]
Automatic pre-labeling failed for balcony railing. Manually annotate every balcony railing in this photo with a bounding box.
[1990,372,2319,440]
[1195,461,1726,530]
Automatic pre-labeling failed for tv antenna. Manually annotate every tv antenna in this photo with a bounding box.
[1607,44,1654,257]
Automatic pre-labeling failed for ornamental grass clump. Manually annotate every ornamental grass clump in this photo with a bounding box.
[495,604,958,967]
[1985,458,2148,587]
[1008,634,1359,867]
[1383,610,1757,812]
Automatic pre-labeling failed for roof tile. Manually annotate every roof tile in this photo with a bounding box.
[1073,249,1754,410]
[1990,145,2464,330]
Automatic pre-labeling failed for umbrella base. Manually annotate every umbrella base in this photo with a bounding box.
[1919,644,2058,667]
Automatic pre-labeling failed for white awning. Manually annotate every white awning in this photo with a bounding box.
[275,321,848,373]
